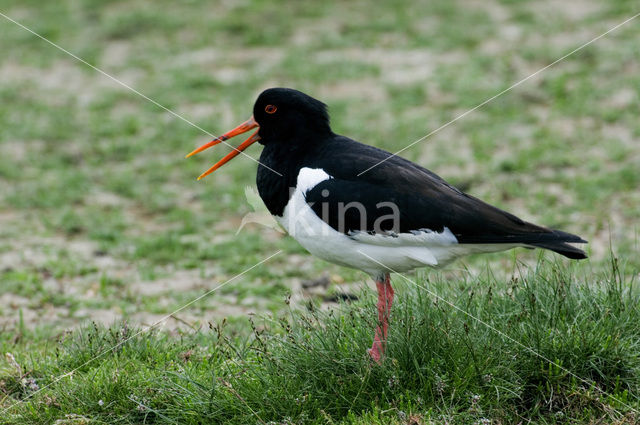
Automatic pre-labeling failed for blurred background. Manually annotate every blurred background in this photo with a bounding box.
[0,0,638,334]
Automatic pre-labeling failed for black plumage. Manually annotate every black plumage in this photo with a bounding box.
[254,88,587,260]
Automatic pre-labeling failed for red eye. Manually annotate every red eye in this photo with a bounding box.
[265,104,277,114]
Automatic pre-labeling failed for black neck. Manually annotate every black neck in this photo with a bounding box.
[256,144,304,216]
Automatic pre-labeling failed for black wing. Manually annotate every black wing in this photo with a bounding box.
[303,136,587,259]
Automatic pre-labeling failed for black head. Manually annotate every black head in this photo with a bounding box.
[185,88,331,180]
[253,88,332,145]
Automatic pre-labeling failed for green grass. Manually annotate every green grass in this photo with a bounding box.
[1,258,639,424]
[1,0,639,422]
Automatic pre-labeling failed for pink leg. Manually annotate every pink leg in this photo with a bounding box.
[368,273,394,364]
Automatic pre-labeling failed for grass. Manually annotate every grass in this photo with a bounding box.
[1,258,639,424]
[0,0,639,422]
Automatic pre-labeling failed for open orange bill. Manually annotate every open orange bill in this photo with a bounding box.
[185,116,260,180]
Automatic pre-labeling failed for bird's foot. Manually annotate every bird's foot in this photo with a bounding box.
[367,347,382,364]
[368,337,384,364]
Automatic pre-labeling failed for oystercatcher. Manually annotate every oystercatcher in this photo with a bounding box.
[187,88,587,363]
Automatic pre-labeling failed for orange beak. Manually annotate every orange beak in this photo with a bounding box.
[186,116,260,180]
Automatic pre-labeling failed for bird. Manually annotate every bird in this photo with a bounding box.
[186,88,587,363]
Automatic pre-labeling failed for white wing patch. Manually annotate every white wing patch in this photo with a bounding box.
[297,167,332,193]
[349,228,459,268]
[348,228,458,246]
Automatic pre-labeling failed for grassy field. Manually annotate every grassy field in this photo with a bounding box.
[1,0,639,423]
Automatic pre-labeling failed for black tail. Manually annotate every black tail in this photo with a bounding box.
[529,229,588,260]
